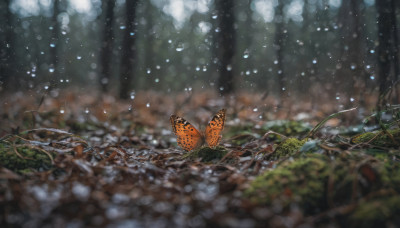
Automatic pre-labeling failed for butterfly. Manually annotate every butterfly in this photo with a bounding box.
[170,109,226,151]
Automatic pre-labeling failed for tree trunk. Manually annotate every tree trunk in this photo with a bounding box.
[216,0,236,95]
[0,0,16,91]
[390,0,400,102]
[50,0,60,85]
[274,2,286,102]
[376,0,393,108]
[100,0,116,93]
[119,0,138,99]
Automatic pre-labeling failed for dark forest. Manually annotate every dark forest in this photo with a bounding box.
[1,0,400,227]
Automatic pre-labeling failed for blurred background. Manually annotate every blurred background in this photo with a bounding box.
[0,0,398,108]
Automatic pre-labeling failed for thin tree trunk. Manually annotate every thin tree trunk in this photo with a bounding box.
[216,0,235,95]
[119,0,138,99]
[50,0,60,85]
[390,0,400,102]
[100,0,116,93]
[376,0,393,109]
[274,2,286,102]
[0,0,16,90]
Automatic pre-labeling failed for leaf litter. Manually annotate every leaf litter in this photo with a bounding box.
[0,90,399,227]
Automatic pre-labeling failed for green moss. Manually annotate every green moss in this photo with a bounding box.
[350,196,400,228]
[271,138,306,159]
[263,120,311,138]
[0,142,54,174]
[351,128,400,148]
[182,146,228,162]
[245,156,330,214]
[245,153,400,216]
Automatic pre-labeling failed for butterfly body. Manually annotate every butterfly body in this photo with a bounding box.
[170,109,226,151]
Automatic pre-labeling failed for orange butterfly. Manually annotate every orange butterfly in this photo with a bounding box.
[170,109,226,151]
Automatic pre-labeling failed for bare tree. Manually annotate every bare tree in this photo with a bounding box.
[119,0,139,99]
[0,0,16,90]
[274,1,286,103]
[375,0,396,108]
[99,0,116,93]
[50,0,60,84]
[215,0,236,95]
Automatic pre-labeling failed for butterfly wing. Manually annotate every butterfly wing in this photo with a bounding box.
[205,109,226,147]
[170,115,203,151]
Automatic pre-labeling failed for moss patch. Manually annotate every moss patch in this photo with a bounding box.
[350,196,400,228]
[182,146,228,162]
[351,128,400,148]
[245,153,400,216]
[263,120,311,138]
[0,142,55,174]
[271,138,306,159]
[245,156,330,214]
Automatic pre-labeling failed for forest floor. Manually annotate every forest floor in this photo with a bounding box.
[1,89,399,227]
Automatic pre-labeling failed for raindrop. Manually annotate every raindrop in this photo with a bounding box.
[196,66,200,71]
[146,68,151,74]
[245,70,250,75]
[336,96,340,100]
[317,27,321,31]
[212,14,218,19]
[60,79,64,82]
[202,66,207,72]
[282,87,286,91]
[50,43,56,48]
[85,108,89,114]
[243,49,249,59]
[273,60,278,64]
[278,70,282,74]
[61,31,67,35]
[168,39,172,43]
[219,87,224,91]
[49,26,53,30]
[60,109,65,114]
[259,115,263,119]
[31,73,36,78]
[103,110,107,114]
[301,72,305,76]
[370,50,375,54]
[366,65,371,69]
[128,105,132,111]
[312,59,317,64]
[226,65,232,71]
[130,32,135,36]
[44,85,49,90]
[119,25,126,30]
[165,59,170,63]
[40,51,44,55]
[253,69,258,73]
[176,43,184,52]
[146,103,150,108]
[49,67,55,73]
[370,75,375,80]
[350,97,355,102]
[350,64,356,70]
[76,56,82,60]
[155,78,159,83]
[253,108,258,112]
[156,65,161,69]
[324,27,329,31]
[130,92,135,100]
[215,27,220,32]
[66,79,69,83]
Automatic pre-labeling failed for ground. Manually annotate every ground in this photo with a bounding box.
[0,89,399,227]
